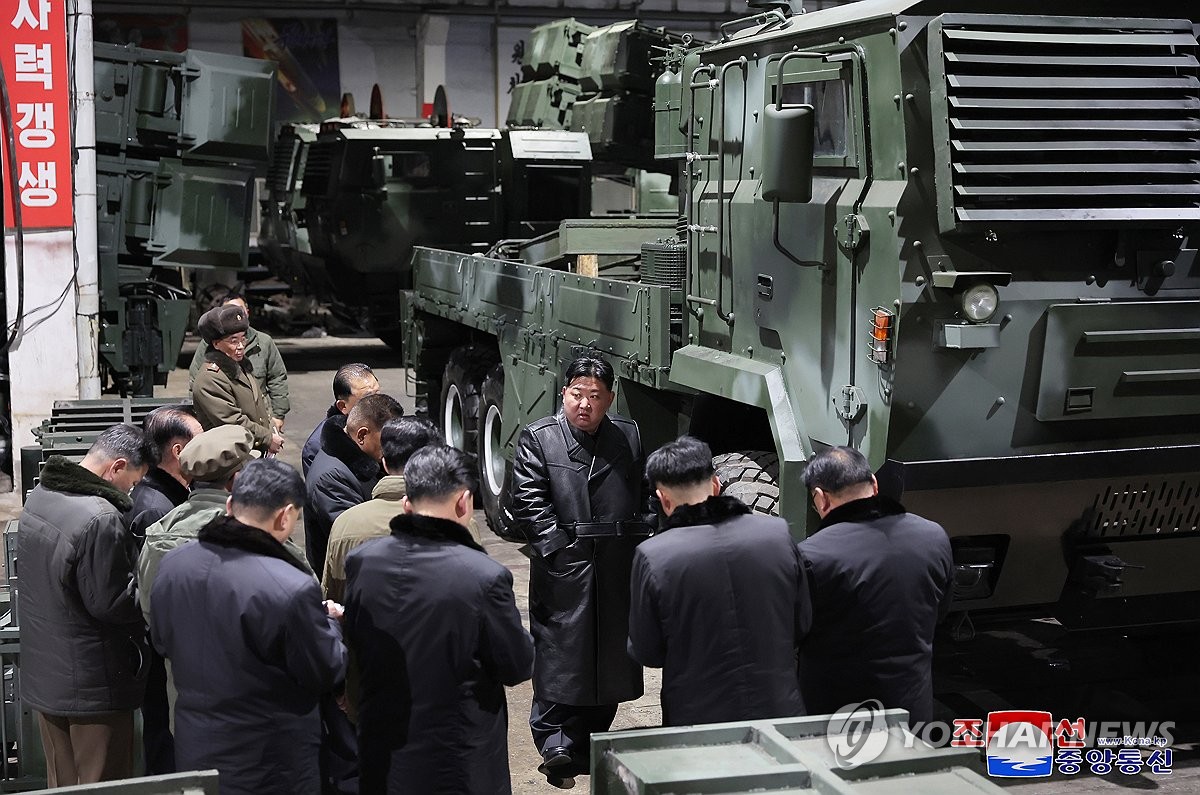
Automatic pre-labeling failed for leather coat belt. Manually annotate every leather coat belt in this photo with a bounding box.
[569,520,653,538]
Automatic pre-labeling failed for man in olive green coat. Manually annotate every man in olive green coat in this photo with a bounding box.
[190,304,284,455]
[188,295,289,433]
[138,425,313,736]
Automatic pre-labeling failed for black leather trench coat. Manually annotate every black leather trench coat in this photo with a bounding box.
[505,410,647,706]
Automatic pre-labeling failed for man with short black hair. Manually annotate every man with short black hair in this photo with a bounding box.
[322,416,442,603]
[306,392,405,573]
[798,445,953,725]
[19,424,158,786]
[303,363,381,474]
[629,436,809,726]
[345,446,533,793]
[151,459,347,795]
[506,354,650,785]
[127,405,203,548]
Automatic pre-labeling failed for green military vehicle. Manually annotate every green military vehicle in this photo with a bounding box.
[405,0,1200,629]
[93,43,274,395]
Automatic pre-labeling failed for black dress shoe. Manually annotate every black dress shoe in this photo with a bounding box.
[538,746,572,776]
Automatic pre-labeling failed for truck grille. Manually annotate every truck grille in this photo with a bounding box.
[932,14,1200,225]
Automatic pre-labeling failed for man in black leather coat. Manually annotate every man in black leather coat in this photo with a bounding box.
[505,355,650,786]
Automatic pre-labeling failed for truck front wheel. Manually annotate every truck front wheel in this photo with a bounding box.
[713,450,781,516]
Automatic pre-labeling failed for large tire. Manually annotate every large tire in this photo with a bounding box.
[713,450,781,515]
[477,363,519,539]
[439,345,495,455]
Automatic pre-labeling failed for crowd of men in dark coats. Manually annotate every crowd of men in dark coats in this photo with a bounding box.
[16,349,954,794]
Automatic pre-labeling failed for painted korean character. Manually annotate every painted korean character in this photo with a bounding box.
[1055,749,1083,775]
[1053,717,1086,748]
[1086,748,1114,775]
[1115,748,1143,775]
[1147,748,1172,775]
[13,43,53,89]
[951,718,985,748]
[11,0,52,31]
[16,102,54,148]
[18,161,56,206]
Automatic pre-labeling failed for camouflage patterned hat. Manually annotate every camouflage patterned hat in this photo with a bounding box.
[179,425,255,483]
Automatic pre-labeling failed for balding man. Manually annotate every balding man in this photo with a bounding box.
[798,446,953,725]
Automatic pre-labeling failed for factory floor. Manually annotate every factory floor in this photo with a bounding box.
[2,333,1194,793]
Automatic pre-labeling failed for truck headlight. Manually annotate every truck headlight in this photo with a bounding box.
[960,283,999,324]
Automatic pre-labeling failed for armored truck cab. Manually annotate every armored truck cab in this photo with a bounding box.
[407,1,1200,629]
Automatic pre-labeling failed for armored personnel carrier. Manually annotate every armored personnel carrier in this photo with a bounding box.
[405,0,1200,629]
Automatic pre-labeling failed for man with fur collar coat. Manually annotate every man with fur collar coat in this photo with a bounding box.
[345,446,533,794]
[304,392,404,573]
[19,424,157,786]
[190,304,284,455]
[798,446,953,725]
[151,459,346,795]
[628,436,810,727]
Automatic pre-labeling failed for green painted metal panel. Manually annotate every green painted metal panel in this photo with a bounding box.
[1036,301,1200,421]
[146,159,255,269]
[591,711,1001,794]
[180,50,275,163]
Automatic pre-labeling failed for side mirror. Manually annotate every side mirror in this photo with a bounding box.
[369,152,387,191]
[761,104,814,203]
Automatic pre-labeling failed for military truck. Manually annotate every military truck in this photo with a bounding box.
[272,120,592,344]
[405,0,1200,630]
[93,43,274,394]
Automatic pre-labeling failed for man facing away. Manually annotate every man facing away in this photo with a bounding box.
[189,293,290,434]
[126,405,202,548]
[798,446,954,725]
[345,446,533,794]
[322,416,443,604]
[303,363,381,474]
[151,459,347,795]
[628,436,810,727]
[18,424,156,786]
[505,354,650,786]
[305,392,405,573]
[126,405,201,775]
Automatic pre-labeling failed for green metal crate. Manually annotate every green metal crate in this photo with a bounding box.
[590,710,1003,794]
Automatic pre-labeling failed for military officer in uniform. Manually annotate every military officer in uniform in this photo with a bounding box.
[505,355,650,787]
[191,304,285,456]
[188,294,290,434]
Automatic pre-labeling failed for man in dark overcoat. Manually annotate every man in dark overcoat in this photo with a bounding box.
[345,446,533,794]
[305,392,404,571]
[629,436,810,727]
[798,446,954,725]
[505,355,650,785]
[151,459,347,795]
[302,363,381,474]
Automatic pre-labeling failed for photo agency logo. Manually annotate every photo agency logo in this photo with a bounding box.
[826,700,890,769]
[826,704,1176,778]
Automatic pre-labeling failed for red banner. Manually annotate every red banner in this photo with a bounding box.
[1,0,73,230]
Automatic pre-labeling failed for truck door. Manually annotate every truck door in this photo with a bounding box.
[762,51,872,449]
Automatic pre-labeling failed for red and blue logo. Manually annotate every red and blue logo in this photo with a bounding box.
[985,710,1054,777]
